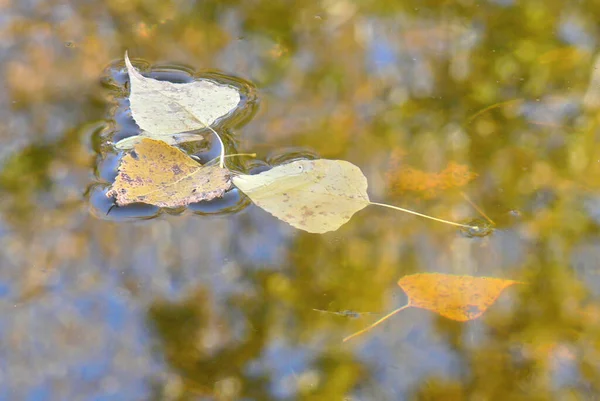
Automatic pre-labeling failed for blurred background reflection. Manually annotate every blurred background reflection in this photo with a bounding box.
[1,0,600,399]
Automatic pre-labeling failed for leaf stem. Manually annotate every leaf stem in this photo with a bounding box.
[464,99,523,126]
[343,304,411,342]
[183,111,226,169]
[369,202,477,229]
[223,153,257,159]
[460,191,495,225]
[204,125,226,169]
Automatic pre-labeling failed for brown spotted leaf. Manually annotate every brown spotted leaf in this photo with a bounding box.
[106,138,232,207]
[232,159,370,233]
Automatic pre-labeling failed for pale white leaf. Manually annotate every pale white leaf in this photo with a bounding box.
[114,131,205,150]
[124,51,240,138]
[233,159,370,233]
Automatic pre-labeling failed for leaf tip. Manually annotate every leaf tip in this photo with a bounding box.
[124,50,132,68]
[124,50,142,81]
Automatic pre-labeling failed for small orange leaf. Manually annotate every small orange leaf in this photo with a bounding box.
[343,273,522,342]
[398,273,521,321]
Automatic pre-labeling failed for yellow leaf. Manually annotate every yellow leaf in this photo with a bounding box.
[233,159,370,234]
[233,159,476,233]
[343,273,522,342]
[106,138,232,208]
[398,273,521,321]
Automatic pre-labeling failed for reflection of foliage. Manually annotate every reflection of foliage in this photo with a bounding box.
[386,149,477,198]
[147,271,366,400]
[148,289,272,400]
[0,144,54,222]
[0,127,91,225]
[0,144,54,193]
[3,0,600,399]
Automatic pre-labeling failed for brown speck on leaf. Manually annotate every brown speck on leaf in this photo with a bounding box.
[172,164,183,175]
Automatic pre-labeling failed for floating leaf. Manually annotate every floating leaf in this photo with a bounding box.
[233,159,370,234]
[106,138,232,208]
[398,273,521,321]
[115,132,206,150]
[234,159,476,233]
[115,52,240,149]
[344,273,522,341]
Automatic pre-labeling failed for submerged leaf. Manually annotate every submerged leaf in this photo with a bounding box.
[116,52,240,149]
[398,273,521,321]
[106,138,232,208]
[233,159,370,233]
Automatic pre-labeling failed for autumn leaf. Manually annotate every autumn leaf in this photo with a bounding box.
[232,159,371,234]
[398,273,521,321]
[343,273,522,342]
[115,52,240,150]
[233,159,477,234]
[106,138,232,208]
[114,132,208,150]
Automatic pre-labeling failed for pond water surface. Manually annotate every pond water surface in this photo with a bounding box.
[2,1,600,400]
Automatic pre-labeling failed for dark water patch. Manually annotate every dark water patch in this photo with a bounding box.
[87,184,160,220]
[230,147,320,179]
[188,188,250,215]
[460,218,495,238]
[243,160,272,175]
[266,147,320,166]
[94,152,121,183]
